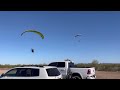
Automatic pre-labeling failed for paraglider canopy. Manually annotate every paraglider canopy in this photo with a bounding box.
[21,30,44,39]
[74,34,82,37]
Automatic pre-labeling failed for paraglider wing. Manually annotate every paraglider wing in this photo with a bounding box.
[74,34,82,37]
[74,34,82,42]
[21,30,44,39]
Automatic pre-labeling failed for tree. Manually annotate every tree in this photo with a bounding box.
[91,60,99,70]
[91,59,99,64]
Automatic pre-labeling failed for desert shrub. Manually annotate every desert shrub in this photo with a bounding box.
[75,60,120,71]
[1,60,120,71]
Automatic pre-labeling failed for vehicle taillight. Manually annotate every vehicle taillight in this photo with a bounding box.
[87,69,91,74]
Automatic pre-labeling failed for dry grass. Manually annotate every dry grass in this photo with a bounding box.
[0,69,120,79]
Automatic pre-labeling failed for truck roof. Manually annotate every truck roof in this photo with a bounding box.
[50,60,74,63]
[12,66,57,69]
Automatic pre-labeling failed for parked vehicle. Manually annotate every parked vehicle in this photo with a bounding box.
[48,60,96,79]
[0,65,62,79]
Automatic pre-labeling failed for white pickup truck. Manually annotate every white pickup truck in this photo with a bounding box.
[48,60,96,79]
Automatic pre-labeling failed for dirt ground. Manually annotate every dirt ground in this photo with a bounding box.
[0,69,120,79]
[96,71,120,79]
[0,69,9,74]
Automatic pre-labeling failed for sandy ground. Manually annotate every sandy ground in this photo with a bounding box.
[0,69,120,79]
[96,71,120,79]
[0,69,9,74]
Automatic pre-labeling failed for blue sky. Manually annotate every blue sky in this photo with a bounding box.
[0,11,120,64]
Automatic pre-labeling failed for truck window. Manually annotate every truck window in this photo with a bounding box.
[23,68,39,76]
[31,69,39,76]
[68,62,75,67]
[57,62,65,67]
[48,62,57,66]
[46,68,60,76]
[49,62,65,67]
[17,68,39,77]
[4,69,18,77]
[17,68,27,76]
[3,68,39,77]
